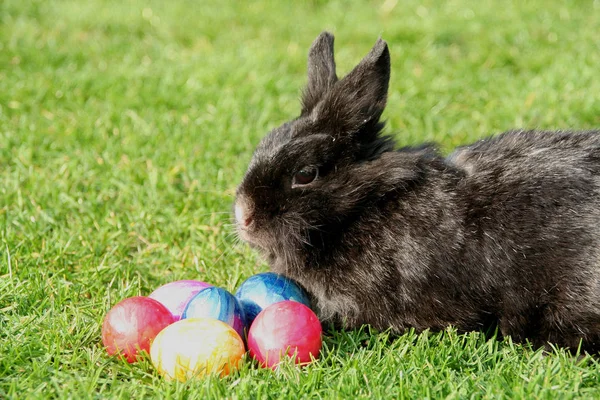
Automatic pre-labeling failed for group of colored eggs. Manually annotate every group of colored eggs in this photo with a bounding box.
[101,273,323,381]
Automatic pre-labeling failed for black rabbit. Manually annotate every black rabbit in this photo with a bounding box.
[234,31,600,352]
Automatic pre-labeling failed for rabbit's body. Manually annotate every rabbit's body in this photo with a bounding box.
[234,32,600,351]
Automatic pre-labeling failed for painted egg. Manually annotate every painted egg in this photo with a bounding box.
[234,272,310,325]
[102,296,175,363]
[247,301,322,369]
[149,280,212,320]
[150,318,245,381]
[182,286,247,340]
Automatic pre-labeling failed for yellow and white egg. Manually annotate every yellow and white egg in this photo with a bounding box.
[150,317,245,381]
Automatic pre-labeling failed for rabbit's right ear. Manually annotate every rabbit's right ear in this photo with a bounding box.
[301,31,338,115]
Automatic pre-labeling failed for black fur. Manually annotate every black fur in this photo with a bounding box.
[234,32,600,352]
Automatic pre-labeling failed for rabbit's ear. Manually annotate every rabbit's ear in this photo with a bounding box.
[301,31,338,114]
[313,38,390,136]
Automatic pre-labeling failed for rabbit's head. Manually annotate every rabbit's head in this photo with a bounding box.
[234,32,420,271]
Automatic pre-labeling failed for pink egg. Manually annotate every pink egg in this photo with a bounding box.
[149,280,212,320]
[102,296,175,363]
[247,301,322,369]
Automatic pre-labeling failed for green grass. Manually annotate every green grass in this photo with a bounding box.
[2,0,600,398]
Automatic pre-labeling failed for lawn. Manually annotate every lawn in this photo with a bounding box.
[2,0,600,398]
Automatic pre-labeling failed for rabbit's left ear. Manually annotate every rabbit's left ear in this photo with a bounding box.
[301,31,338,115]
[311,38,390,136]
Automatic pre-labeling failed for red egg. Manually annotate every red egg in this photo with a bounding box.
[102,296,175,363]
[247,301,322,369]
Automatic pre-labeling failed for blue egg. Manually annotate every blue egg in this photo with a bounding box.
[182,287,247,339]
[234,272,311,326]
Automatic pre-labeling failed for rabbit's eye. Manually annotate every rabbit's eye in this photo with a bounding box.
[293,166,318,186]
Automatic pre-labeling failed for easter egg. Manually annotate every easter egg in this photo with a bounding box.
[234,272,310,325]
[149,280,212,320]
[247,300,322,369]
[182,286,247,339]
[150,318,245,381]
[101,296,175,363]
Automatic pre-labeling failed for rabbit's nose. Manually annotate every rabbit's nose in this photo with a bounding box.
[235,197,254,229]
